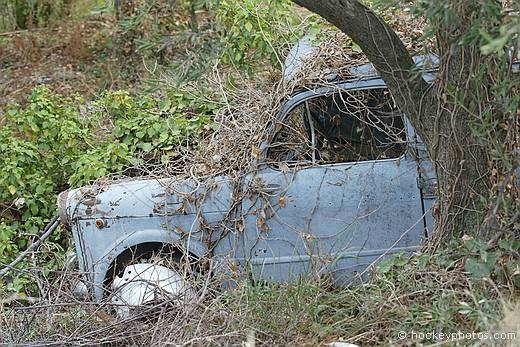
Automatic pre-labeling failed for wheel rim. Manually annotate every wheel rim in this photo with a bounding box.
[110,262,196,317]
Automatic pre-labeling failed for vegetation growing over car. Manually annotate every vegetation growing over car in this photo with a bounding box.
[0,86,219,293]
[1,0,519,345]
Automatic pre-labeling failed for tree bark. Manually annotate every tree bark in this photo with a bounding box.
[428,2,499,236]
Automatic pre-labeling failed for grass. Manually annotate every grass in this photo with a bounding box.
[1,237,518,346]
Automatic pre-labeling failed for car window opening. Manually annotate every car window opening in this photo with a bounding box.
[267,88,407,166]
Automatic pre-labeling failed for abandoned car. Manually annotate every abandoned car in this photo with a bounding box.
[58,52,447,308]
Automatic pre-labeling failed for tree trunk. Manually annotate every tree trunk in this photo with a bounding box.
[291,0,499,238]
[430,3,487,237]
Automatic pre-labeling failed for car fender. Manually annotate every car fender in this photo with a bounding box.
[89,228,208,300]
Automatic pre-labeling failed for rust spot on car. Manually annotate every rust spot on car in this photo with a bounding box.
[153,202,164,214]
[95,219,106,229]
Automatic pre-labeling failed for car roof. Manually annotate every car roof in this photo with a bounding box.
[284,36,519,87]
[283,36,439,83]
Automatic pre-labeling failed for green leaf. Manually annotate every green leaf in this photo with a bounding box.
[30,204,39,215]
[147,127,156,137]
[351,42,362,53]
[160,99,172,111]
[377,259,394,274]
[394,255,408,267]
[465,258,491,279]
[113,127,123,138]
[499,239,520,252]
[514,274,520,288]
[8,185,17,195]
[141,143,153,152]
[161,154,170,164]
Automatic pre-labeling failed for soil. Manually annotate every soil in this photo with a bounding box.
[0,18,133,108]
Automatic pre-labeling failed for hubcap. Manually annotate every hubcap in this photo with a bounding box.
[110,262,196,317]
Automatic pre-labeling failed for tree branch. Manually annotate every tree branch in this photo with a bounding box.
[291,0,436,141]
[0,216,60,278]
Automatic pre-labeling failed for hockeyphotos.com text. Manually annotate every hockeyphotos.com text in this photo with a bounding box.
[397,330,517,342]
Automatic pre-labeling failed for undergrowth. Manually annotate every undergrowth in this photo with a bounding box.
[221,238,519,345]
[1,239,518,345]
[1,1,519,346]
[0,86,219,294]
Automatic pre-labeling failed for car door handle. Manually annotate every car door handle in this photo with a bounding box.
[251,183,281,194]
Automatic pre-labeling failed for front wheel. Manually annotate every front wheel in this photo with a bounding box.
[109,256,197,318]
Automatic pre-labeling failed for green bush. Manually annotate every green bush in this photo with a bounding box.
[215,0,309,73]
[0,0,67,30]
[113,0,317,79]
[0,86,219,294]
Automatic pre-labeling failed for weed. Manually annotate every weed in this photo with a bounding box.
[0,86,220,294]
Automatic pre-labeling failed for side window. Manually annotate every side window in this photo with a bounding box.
[308,88,406,163]
[266,88,406,166]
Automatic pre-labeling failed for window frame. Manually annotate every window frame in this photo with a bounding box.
[259,78,415,169]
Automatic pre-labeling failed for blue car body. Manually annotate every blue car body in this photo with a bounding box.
[58,58,444,300]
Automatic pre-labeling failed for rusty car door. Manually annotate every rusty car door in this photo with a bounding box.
[227,80,428,283]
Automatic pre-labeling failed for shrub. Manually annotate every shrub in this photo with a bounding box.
[0,86,219,294]
[215,0,308,72]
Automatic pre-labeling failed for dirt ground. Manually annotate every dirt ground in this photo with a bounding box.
[0,18,136,109]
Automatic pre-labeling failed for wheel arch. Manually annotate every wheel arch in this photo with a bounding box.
[90,228,208,300]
